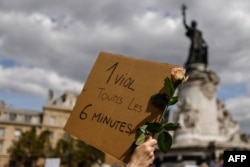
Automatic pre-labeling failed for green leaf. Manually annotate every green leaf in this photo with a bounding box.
[136,128,143,137]
[164,123,180,131]
[146,122,163,133]
[157,131,172,153]
[168,96,178,105]
[139,124,148,133]
[136,124,148,137]
[135,133,146,146]
[164,77,175,97]
[151,93,168,109]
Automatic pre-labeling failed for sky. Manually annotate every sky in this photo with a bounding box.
[0,0,250,133]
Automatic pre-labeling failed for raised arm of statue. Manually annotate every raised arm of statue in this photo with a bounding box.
[182,4,189,29]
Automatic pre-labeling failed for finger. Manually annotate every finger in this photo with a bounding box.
[148,151,154,158]
[149,154,155,164]
[145,135,157,144]
[145,135,153,141]
[147,138,157,147]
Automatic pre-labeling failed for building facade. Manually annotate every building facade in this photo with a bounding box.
[0,91,78,166]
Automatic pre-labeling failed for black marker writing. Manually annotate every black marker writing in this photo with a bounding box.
[92,112,132,134]
[97,88,123,104]
[128,97,143,112]
[79,104,92,120]
[106,62,135,91]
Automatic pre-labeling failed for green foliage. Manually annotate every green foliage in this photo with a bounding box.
[135,125,149,145]
[164,122,180,131]
[168,96,178,105]
[8,127,105,167]
[157,131,172,153]
[53,133,105,167]
[146,122,163,133]
[151,93,168,109]
[53,134,75,166]
[164,77,175,97]
[75,140,105,166]
[133,75,184,154]
[8,127,104,166]
[7,126,52,165]
[151,78,179,109]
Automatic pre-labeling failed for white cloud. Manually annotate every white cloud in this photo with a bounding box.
[0,0,250,132]
[225,95,250,133]
[0,65,83,97]
[219,71,250,85]
[133,10,179,35]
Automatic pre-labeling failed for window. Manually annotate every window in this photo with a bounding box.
[31,116,39,124]
[25,115,32,123]
[14,129,22,139]
[16,114,24,122]
[50,116,56,125]
[0,141,3,152]
[9,113,17,121]
[0,112,8,120]
[0,128,4,137]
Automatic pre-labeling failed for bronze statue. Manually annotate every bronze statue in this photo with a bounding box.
[182,4,208,66]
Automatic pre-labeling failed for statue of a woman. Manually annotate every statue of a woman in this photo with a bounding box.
[182,4,208,67]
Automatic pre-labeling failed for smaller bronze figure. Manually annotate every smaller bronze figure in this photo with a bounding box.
[182,4,208,67]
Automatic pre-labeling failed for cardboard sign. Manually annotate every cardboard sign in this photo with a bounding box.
[64,52,179,163]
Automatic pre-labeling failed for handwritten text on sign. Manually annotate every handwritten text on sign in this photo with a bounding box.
[78,62,144,134]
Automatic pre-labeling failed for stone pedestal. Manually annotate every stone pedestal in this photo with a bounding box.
[174,63,238,145]
[154,63,250,167]
[173,63,241,145]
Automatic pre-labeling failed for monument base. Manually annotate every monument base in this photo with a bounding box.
[154,141,250,167]
[153,62,249,167]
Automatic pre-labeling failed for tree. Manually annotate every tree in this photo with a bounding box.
[75,139,105,167]
[53,133,75,167]
[8,126,52,167]
[53,133,105,167]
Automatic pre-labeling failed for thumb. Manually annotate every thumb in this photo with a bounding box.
[145,135,157,146]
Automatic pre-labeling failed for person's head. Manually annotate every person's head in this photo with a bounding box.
[191,20,197,28]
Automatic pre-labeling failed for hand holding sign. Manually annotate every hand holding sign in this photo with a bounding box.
[127,136,157,167]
